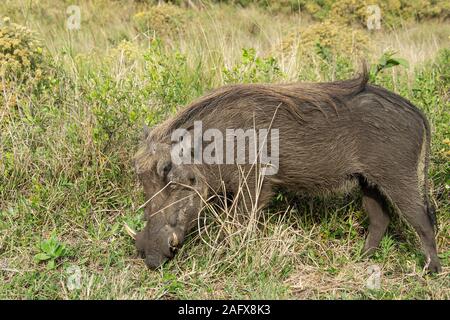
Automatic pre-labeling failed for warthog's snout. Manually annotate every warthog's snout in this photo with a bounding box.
[135,225,181,269]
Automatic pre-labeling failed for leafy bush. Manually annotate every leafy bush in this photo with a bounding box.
[204,0,450,24]
[281,20,370,58]
[133,4,189,36]
[223,48,284,84]
[109,40,140,61]
[144,39,205,113]
[0,17,47,84]
[87,72,152,150]
[328,0,450,27]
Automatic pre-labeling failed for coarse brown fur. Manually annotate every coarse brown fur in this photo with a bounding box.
[134,66,441,273]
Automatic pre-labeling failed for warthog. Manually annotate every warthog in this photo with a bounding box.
[132,67,441,273]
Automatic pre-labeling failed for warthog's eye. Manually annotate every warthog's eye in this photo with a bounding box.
[157,159,172,178]
[163,163,172,175]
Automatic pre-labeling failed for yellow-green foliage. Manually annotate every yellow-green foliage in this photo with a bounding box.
[281,20,371,58]
[328,0,449,26]
[398,0,450,21]
[210,0,449,24]
[133,4,189,36]
[442,138,450,158]
[109,40,140,62]
[0,17,46,83]
[328,0,373,25]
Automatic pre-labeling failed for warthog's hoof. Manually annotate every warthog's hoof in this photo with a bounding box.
[427,257,442,274]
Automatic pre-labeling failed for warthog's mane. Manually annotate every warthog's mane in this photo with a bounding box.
[151,66,369,142]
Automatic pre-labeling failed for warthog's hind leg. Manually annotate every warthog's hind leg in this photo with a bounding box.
[370,177,441,273]
[387,186,441,273]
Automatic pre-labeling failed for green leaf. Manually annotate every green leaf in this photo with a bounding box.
[47,259,56,270]
[370,51,409,79]
[40,241,51,253]
[54,244,67,257]
[384,58,401,68]
[34,253,51,261]
[395,58,409,68]
[379,56,387,66]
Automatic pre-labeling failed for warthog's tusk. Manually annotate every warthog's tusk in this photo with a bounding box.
[170,232,179,247]
[124,223,136,240]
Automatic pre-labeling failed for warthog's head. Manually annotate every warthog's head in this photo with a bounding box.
[133,137,207,269]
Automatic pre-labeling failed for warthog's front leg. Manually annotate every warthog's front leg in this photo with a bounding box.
[361,184,390,256]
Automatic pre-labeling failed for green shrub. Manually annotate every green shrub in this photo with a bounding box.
[144,39,205,114]
[223,48,284,84]
[0,18,47,84]
[133,4,190,36]
[281,20,370,59]
[328,0,450,27]
[205,0,449,24]
[87,73,152,150]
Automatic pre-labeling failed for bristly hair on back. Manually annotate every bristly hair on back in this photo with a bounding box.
[150,63,369,141]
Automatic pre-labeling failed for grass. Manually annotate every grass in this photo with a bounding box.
[0,1,449,299]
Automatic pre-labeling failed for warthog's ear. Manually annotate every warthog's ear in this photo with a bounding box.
[142,124,152,140]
